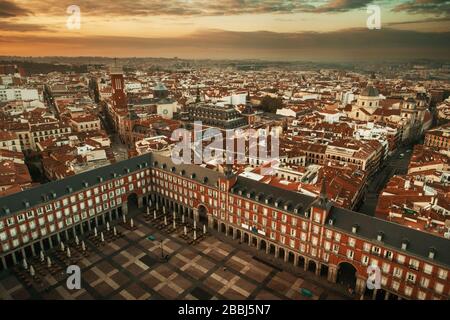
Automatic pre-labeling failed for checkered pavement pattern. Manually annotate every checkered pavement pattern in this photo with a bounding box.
[0,213,348,300]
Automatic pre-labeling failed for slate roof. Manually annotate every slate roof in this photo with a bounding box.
[0,152,448,267]
[231,176,316,216]
[329,206,450,267]
[147,153,223,188]
[0,154,151,217]
[360,85,379,97]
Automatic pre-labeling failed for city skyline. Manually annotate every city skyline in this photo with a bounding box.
[0,0,449,60]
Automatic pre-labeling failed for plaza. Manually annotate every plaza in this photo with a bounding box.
[0,205,350,300]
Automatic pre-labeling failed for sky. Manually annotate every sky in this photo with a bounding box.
[0,0,449,61]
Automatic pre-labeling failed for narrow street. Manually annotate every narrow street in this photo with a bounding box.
[358,144,414,216]
[98,106,129,162]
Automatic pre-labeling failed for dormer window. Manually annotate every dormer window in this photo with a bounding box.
[352,225,358,234]
[428,249,435,260]
[377,232,383,242]
[401,240,408,251]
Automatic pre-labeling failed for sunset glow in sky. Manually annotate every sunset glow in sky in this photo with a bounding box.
[0,0,449,60]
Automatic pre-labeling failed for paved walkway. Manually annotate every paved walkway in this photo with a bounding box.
[0,210,351,300]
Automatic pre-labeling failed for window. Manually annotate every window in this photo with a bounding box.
[391,281,400,291]
[396,255,405,264]
[384,250,393,260]
[424,264,433,275]
[371,246,381,255]
[346,250,354,260]
[438,269,447,281]
[406,272,416,284]
[333,244,339,254]
[363,242,371,252]
[313,225,320,235]
[409,259,419,270]
[404,286,413,297]
[393,267,403,279]
[314,213,321,223]
[348,237,356,247]
[334,233,341,242]
[300,232,307,242]
[362,255,369,266]
[417,291,426,300]
[434,283,444,295]
[420,277,429,289]
[302,221,308,231]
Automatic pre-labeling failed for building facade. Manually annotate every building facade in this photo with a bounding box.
[0,153,448,300]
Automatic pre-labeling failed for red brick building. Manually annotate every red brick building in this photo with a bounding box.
[0,153,448,300]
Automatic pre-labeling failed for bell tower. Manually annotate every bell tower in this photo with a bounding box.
[110,59,127,109]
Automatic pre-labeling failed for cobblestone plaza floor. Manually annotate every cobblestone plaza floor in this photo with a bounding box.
[0,210,351,300]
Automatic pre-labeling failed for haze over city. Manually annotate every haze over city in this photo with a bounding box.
[0,0,449,308]
[1,0,449,60]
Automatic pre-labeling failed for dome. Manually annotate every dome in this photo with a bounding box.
[360,85,379,97]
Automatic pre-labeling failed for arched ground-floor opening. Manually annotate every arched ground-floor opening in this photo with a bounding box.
[213,220,218,231]
[4,254,14,269]
[308,260,317,273]
[288,251,295,264]
[236,229,242,242]
[127,193,138,212]
[24,245,34,259]
[297,255,305,268]
[269,244,276,255]
[198,205,208,225]
[243,233,250,245]
[260,240,267,252]
[228,227,234,237]
[337,262,357,290]
[320,264,329,278]
[220,223,226,234]
[251,236,258,247]
[279,248,286,260]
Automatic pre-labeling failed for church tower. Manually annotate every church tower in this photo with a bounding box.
[110,60,127,109]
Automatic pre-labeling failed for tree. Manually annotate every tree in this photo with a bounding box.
[259,95,284,113]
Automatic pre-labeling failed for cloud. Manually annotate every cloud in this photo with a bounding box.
[0,0,31,17]
[386,17,450,26]
[304,0,374,13]
[0,20,48,32]
[392,0,450,16]
[14,0,374,17]
[1,27,448,61]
